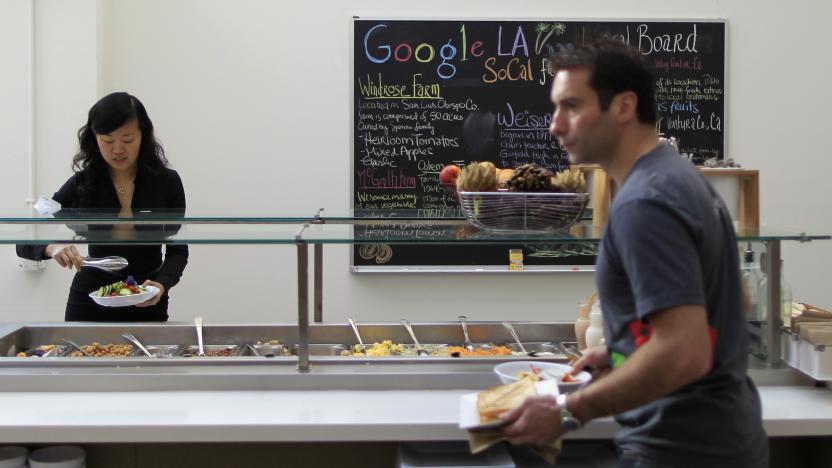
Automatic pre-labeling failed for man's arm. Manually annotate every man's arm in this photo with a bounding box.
[500,303,712,447]
[568,303,712,421]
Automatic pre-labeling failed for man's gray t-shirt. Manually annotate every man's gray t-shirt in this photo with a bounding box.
[595,142,768,466]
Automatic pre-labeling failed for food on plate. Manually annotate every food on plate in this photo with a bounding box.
[456,162,498,192]
[16,344,59,358]
[439,164,461,185]
[518,363,578,383]
[477,376,537,424]
[96,275,147,298]
[69,342,133,357]
[448,345,512,357]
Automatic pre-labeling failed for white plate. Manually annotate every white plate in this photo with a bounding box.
[493,361,592,392]
[458,380,558,431]
[88,285,159,307]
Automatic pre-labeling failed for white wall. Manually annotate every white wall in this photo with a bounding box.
[1,0,829,324]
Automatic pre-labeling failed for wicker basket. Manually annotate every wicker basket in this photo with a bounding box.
[457,191,589,232]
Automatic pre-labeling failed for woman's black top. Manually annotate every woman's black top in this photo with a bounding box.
[16,167,189,322]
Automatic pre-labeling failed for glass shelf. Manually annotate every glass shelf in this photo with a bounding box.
[0,210,827,245]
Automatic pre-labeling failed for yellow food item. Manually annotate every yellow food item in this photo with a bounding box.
[551,169,587,193]
[477,376,537,423]
[341,340,406,357]
[457,162,498,192]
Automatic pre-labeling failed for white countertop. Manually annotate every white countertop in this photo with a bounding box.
[0,386,830,443]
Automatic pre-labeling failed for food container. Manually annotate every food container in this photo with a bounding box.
[16,345,67,358]
[458,191,589,232]
[797,340,832,381]
[505,342,561,357]
[136,345,182,358]
[292,344,346,357]
[447,344,512,357]
[182,345,241,357]
[781,330,800,369]
[67,343,134,358]
[248,344,289,357]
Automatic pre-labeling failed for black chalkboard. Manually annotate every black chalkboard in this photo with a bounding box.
[352,18,725,269]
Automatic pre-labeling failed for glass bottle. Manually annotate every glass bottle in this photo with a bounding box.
[741,244,762,321]
[757,259,793,328]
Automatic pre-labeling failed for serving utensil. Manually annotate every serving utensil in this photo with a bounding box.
[502,321,536,357]
[458,315,475,352]
[399,319,429,357]
[62,338,93,357]
[348,317,366,352]
[194,316,205,356]
[122,333,154,358]
[81,256,128,272]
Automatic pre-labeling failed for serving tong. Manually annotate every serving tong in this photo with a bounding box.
[122,333,154,358]
[399,319,429,357]
[61,338,93,357]
[81,256,128,272]
[458,315,475,352]
[348,317,366,353]
[194,316,205,356]
[501,321,538,357]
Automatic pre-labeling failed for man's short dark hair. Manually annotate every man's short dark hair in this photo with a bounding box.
[549,37,657,124]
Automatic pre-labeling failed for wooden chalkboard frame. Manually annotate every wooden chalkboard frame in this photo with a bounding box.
[350,17,727,273]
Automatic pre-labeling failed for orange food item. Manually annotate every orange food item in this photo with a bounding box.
[448,345,513,356]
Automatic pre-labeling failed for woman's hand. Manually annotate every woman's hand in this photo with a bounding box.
[136,280,165,307]
[45,244,84,270]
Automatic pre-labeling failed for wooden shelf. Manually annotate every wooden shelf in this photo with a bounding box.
[574,165,759,231]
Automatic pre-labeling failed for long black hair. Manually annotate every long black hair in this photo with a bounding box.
[72,92,168,200]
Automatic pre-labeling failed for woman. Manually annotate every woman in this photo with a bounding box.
[17,92,188,322]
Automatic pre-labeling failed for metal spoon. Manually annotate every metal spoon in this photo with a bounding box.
[122,333,154,358]
[194,316,205,356]
[502,321,537,357]
[82,256,128,272]
[348,317,366,353]
[399,319,429,357]
[62,338,93,357]
[458,315,475,352]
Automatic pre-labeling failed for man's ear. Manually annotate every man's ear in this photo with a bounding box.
[611,91,638,123]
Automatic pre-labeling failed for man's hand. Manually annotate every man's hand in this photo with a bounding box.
[571,345,613,380]
[45,244,83,270]
[136,280,165,307]
[500,394,564,446]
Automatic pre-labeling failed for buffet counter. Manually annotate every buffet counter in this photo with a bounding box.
[0,322,830,445]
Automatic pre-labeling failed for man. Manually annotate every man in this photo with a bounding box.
[499,38,768,467]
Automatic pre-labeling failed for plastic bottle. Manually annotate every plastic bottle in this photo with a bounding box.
[585,301,605,348]
[575,301,590,351]
[758,259,793,328]
[741,244,762,321]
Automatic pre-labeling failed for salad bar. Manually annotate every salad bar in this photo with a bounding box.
[0,321,577,392]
